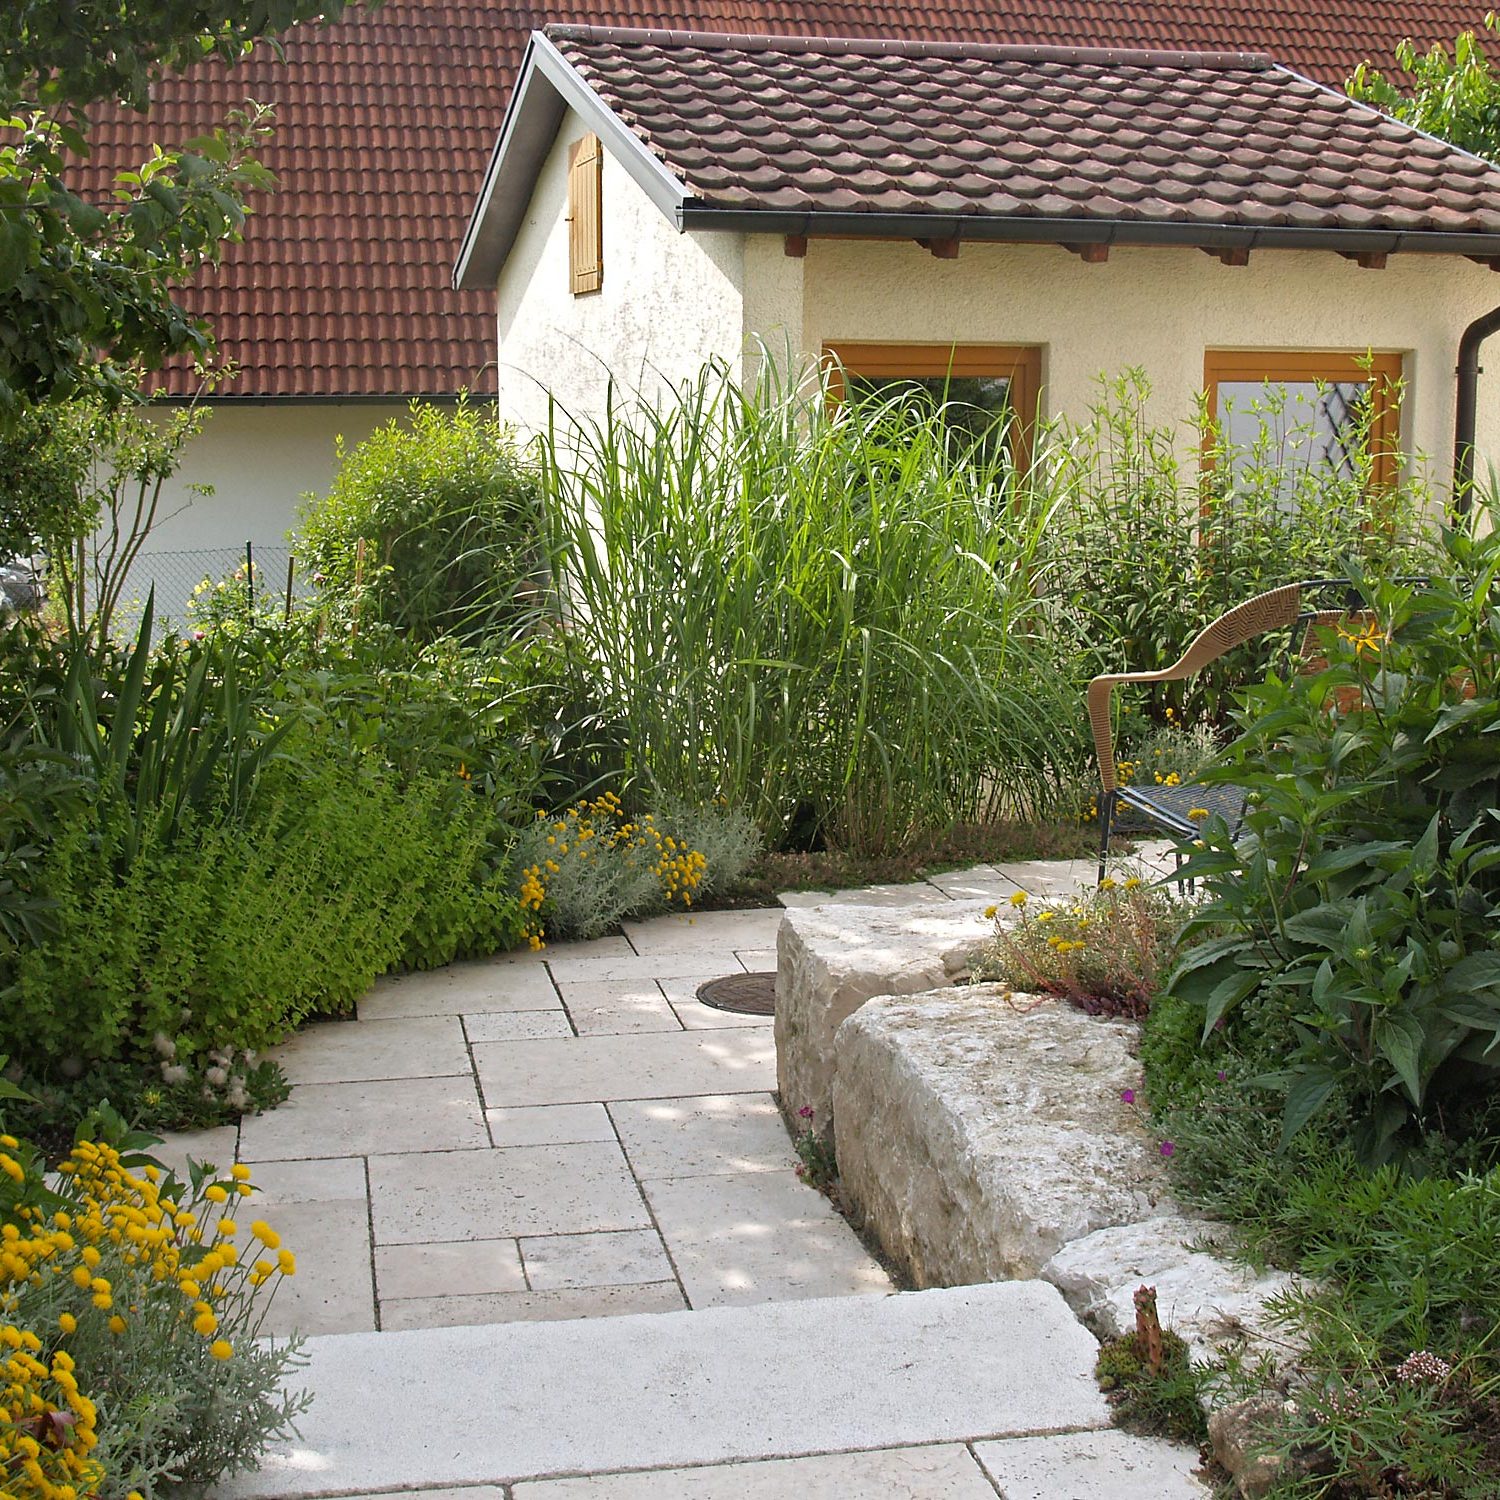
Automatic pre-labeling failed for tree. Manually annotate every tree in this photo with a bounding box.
[0,1,361,419]
[1348,14,1500,162]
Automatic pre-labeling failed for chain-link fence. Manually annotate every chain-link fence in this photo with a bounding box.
[96,544,309,639]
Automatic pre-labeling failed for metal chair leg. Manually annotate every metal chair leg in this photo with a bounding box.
[1097,789,1115,886]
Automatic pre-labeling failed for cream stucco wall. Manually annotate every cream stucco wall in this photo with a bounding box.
[492,121,1500,488]
[797,238,1500,489]
[100,400,406,623]
[494,109,748,436]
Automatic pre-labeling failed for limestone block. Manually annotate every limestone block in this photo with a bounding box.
[1042,1216,1298,1362]
[1208,1397,1290,1498]
[774,901,994,1141]
[832,986,1172,1285]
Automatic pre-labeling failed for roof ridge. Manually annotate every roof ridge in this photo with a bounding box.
[542,24,1275,72]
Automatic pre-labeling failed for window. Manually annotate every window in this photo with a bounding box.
[567,134,603,296]
[822,343,1042,475]
[1202,350,1403,495]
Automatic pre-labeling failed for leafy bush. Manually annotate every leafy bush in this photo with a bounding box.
[539,358,1077,855]
[1166,511,1500,1165]
[299,400,545,644]
[0,745,524,1080]
[1,1121,305,1500]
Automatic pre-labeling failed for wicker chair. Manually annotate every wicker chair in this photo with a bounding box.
[1088,581,1357,883]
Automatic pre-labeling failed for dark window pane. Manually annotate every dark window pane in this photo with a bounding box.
[847,373,1015,474]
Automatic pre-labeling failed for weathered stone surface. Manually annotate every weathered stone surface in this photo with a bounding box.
[1209,1397,1288,1499]
[833,986,1172,1285]
[775,902,994,1141]
[1042,1215,1299,1362]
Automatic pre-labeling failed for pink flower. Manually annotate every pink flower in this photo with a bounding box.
[1217,1070,1228,1081]
[1120,1089,1135,1104]
[1159,1141,1176,1158]
[797,1106,814,1120]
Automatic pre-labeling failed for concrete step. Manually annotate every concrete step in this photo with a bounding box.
[222,1282,1115,1497]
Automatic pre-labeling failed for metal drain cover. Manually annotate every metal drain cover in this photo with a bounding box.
[695,972,777,1016]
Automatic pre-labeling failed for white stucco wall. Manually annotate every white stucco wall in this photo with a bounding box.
[99,400,406,624]
[494,108,747,435]
[795,238,1500,489]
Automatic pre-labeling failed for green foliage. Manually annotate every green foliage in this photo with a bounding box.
[1349,16,1500,163]
[1094,1326,1208,1446]
[299,401,546,644]
[1031,370,1426,728]
[539,356,1077,855]
[1166,513,1500,1165]
[792,1109,838,1191]
[0,400,94,561]
[0,741,524,1077]
[0,739,87,957]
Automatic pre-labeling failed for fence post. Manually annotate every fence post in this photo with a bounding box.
[284,554,296,623]
[245,540,255,618]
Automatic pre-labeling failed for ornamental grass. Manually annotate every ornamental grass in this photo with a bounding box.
[1,1136,305,1500]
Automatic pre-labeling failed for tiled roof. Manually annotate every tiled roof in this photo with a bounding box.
[548,29,1500,239]
[79,1,1496,399]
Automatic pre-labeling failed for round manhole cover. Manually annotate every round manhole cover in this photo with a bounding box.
[695,972,777,1016]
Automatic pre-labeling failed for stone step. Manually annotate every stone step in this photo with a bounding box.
[222,1283,1114,1497]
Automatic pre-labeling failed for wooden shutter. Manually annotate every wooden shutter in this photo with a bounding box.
[567,134,603,295]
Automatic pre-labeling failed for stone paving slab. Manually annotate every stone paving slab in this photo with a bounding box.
[375,1238,527,1302]
[623,908,784,956]
[641,1171,892,1307]
[973,1430,1210,1498]
[147,1124,238,1183]
[222,1283,1108,1497]
[546,951,742,984]
[359,960,560,1020]
[778,881,952,908]
[556,979,684,1035]
[486,1103,617,1149]
[368,1144,651,1246]
[472,1030,776,1107]
[512,1444,1002,1497]
[380,1281,687,1332]
[519,1229,676,1290]
[463,1010,575,1043]
[269,1015,470,1085]
[609,1094,797,1179]
[238,1076,488,1161]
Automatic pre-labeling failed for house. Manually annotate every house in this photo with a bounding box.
[76,2,1493,617]
[455,25,1500,496]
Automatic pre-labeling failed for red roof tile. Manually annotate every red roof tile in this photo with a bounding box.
[541,29,1500,239]
[79,1,1497,399]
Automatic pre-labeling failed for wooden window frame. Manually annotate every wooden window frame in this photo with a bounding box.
[1201,349,1404,492]
[822,341,1042,474]
[566,133,603,297]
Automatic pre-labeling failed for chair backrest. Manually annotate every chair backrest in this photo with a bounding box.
[1087,582,1305,793]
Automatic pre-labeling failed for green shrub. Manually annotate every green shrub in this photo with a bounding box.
[539,358,1077,855]
[1166,509,1500,1165]
[299,400,545,644]
[0,748,524,1077]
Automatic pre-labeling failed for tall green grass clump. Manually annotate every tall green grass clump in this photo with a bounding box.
[538,358,1078,855]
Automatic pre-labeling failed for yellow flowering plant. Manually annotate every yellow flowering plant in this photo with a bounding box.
[0,1112,306,1500]
[516,791,755,946]
[973,880,1191,1020]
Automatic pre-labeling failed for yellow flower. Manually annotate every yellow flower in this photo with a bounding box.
[205,1185,229,1204]
[1187,807,1210,821]
[983,904,998,919]
[230,1164,252,1182]
[277,1249,297,1277]
[58,1313,77,1334]
[210,1339,233,1360]
[193,1311,218,1337]
[108,1315,126,1335]
[1099,876,1117,891]
[251,1221,281,1250]
[1036,910,1054,922]
[1124,876,1143,890]
[1008,891,1027,907]
[217,1219,237,1238]
[0,1152,23,1183]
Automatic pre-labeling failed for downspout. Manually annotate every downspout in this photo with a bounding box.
[1453,304,1500,514]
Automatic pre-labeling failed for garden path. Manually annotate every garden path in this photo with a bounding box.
[175,845,1198,1498]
